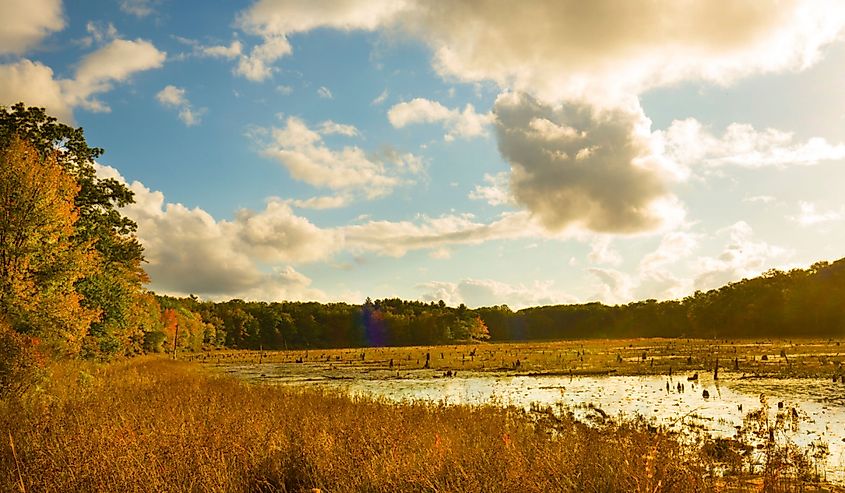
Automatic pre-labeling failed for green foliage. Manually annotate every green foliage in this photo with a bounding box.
[0,103,151,358]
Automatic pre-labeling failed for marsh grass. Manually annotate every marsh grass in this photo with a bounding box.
[1,357,840,492]
[196,338,845,380]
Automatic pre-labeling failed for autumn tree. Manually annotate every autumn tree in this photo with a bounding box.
[0,136,99,356]
[1,103,150,357]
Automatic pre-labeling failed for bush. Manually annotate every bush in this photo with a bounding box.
[0,323,45,398]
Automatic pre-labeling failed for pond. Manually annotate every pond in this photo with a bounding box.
[221,363,845,483]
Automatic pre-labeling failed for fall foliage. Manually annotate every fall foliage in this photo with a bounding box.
[0,136,99,356]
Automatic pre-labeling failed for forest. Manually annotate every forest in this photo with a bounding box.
[2,102,845,375]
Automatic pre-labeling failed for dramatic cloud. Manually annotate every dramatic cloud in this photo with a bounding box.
[156,85,205,126]
[494,92,683,234]
[388,98,493,141]
[0,0,64,55]
[408,0,845,105]
[260,116,422,198]
[658,118,845,173]
[417,278,577,309]
[237,1,845,103]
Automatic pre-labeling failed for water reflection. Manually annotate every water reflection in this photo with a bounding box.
[227,364,845,483]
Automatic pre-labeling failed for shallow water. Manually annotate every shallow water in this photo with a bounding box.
[223,363,845,483]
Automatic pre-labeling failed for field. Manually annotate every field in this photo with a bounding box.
[3,339,845,492]
[191,338,845,380]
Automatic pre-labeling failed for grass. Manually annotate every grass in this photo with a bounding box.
[2,356,842,492]
[191,338,845,379]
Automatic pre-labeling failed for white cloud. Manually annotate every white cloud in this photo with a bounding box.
[788,201,843,226]
[659,118,845,174]
[202,40,243,59]
[83,21,118,46]
[342,210,548,257]
[259,116,422,198]
[692,222,789,292]
[62,38,167,113]
[0,60,72,121]
[235,36,292,81]
[120,0,157,18]
[468,172,512,206]
[417,278,577,309]
[156,85,205,126]
[744,195,776,204]
[1,38,165,122]
[237,1,845,104]
[276,84,293,95]
[587,237,622,266]
[317,86,333,99]
[371,89,389,105]
[0,0,64,55]
[318,120,359,136]
[94,164,332,301]
[588,268,635,305]
[289,195,351,209]
[387,97,493,141]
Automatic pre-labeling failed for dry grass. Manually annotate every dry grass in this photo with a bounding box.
[0,357,716,492]
[2,357,842,492]
[192,338,845,379]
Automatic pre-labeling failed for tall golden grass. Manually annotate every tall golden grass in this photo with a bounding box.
[0,357,836,492]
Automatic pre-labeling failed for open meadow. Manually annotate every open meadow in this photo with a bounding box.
[3,355,845,493]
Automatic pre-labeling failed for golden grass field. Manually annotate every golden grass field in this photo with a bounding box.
[3,339,845,492]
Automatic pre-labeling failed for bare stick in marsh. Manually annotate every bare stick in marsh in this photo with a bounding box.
[9,431,26,493]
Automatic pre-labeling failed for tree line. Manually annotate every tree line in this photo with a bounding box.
[2,103,844,376]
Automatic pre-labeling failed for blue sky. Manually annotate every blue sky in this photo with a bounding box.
[3,0,845,307]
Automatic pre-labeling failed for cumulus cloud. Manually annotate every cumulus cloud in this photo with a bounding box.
[229,0,845,238]
[236,1,845,102]
[0,0,64,55]
[1,38,165,122]
[408,0,845,105]
[259,116,422,198]
[494,92,683,234]
[587,237,622,266]
[387,97,493,141]
[417,278,577,309]
[94,164,332,301]
[658,118,845,173]
[156,85,206,126]
[0,60,72,121]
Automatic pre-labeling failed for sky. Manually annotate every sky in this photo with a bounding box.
[2,0,845,308]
